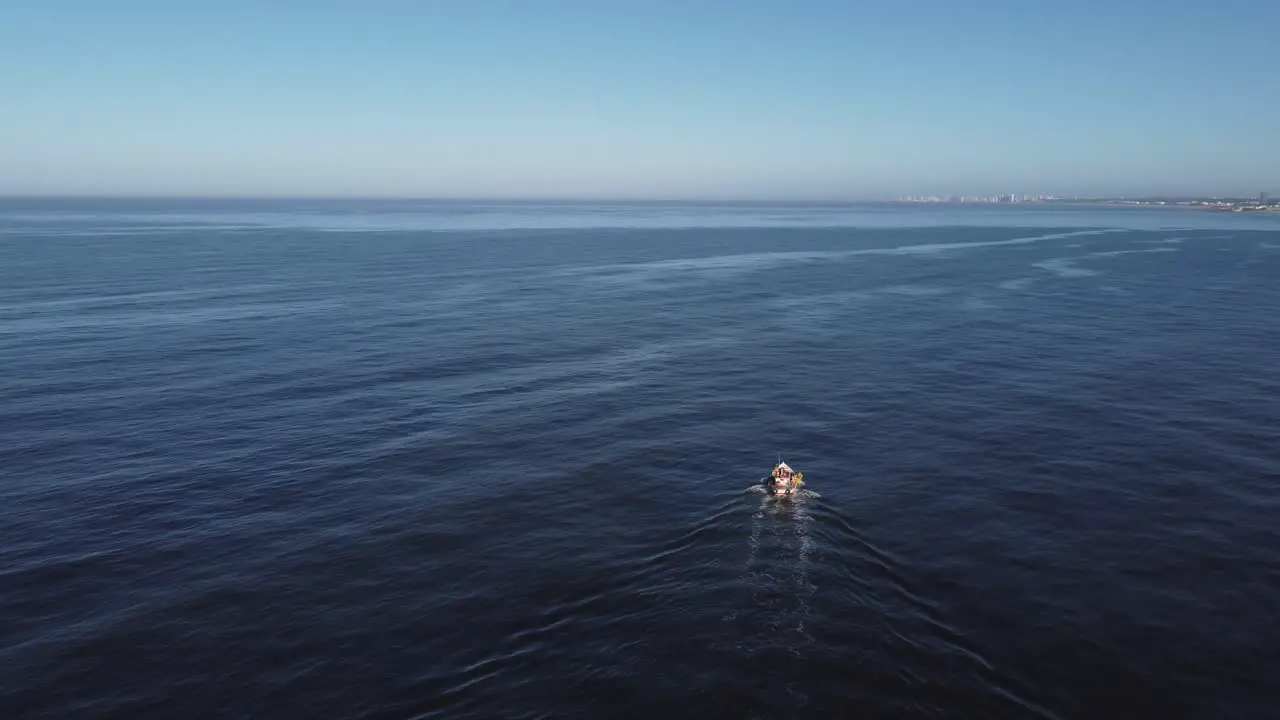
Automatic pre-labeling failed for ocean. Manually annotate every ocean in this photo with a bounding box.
[2,199,1278,719]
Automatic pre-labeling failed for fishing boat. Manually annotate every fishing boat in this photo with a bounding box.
[765,460,804,496]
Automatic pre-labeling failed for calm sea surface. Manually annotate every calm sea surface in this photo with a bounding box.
[2,200,1279,719]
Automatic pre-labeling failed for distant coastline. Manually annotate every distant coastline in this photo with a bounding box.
[893,195,1280,213]
[1100,199,1280,213]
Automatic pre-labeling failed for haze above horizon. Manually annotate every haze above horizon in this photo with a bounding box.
[4,0,1277,200]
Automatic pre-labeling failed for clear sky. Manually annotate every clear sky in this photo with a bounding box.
[3,0,1277,199]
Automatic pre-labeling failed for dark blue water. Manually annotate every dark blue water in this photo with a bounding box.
[3,200,1279,719]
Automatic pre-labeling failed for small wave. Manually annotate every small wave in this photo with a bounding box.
[867,228,1127,258]
[552,229,1129,290]
[773,284,951,324]
[0,299,342,335]
[0,283,289,314]
[1033,246,1178,278]
[1085,247,1179,259]
[1033,258,1097,277]
[962,296,998,311]
[2,225,270,238]
[880,284,950,297]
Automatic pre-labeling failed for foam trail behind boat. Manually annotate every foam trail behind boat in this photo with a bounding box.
[740,489,817,653]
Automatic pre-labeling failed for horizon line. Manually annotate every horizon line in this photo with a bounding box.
[1,193,1269,204]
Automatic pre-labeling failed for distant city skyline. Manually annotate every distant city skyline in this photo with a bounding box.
[2,1,1278,199]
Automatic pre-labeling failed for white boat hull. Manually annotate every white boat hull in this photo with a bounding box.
[765,461,805,496]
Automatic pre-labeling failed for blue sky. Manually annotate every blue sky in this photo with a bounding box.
[3,0,1277,198]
